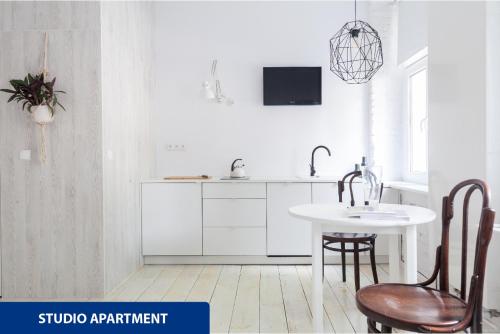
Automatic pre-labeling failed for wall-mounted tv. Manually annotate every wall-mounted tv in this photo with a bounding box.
[263,67,322,106]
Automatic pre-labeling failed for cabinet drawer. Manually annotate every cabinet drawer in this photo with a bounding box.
[203,183,266,198]
[203,199,266,227]
[203,227,266,255]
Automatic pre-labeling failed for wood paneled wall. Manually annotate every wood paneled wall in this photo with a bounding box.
[0,1,153,298]
[101,2,154,293]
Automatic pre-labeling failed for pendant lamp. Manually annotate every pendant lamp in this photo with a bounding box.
[329,0,383,84]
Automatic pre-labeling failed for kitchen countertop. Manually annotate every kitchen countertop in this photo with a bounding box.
[142,177,429,193]
[142,176,346,183]
[384,181,428,194]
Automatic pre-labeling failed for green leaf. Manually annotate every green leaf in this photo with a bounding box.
[3,73,66,112]
[48,77,56,88]
[0,89,16,94]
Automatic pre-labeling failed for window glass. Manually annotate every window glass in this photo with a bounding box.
[409,68,428,174]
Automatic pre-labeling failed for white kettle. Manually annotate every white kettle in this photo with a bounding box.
[230,159,246,178]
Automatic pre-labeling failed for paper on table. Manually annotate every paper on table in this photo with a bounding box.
[347,207,410,220]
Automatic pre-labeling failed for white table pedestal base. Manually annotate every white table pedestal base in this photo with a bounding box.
[311,223,323,333]
[389,235,401,282]
[405,225,418,283]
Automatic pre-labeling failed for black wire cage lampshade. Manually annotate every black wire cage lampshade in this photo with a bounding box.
[329,3,383,84]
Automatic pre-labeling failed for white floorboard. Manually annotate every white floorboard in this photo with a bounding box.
[81,264,500,333]
[278,265,315,333]
[162,265,203,301]
[230,266,261,333]
[259,266,288,333]
[209,265,242,333]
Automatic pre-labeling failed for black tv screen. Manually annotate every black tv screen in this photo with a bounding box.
[263,67,322,105]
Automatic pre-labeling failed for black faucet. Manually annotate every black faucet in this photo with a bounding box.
[310,145,331,176]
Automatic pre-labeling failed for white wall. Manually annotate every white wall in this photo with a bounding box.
[486,1,500,310]
[101,2,154,293]
[152,1,371,178]
[397,1,427,65]
[367,1,404,180]
[428,0,489,305]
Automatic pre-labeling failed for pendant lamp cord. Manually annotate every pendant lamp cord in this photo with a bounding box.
[39,32,49,163]
[354,0,357,22]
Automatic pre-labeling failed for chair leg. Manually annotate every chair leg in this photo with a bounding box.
[367,319,379,333]
[381,325,392,333]
[354,242,360,291]
[370,240,379,284]
[322,239,325,280]
[341,242,346,282]
[472,306,483,333]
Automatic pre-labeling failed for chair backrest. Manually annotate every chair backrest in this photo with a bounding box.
[438,179,495,331]
[338,170,384,206]
[338,170,362,206]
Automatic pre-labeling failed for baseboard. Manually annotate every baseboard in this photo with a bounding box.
[144,255,389,265]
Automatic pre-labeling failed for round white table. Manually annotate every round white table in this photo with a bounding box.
[289,203,436,333]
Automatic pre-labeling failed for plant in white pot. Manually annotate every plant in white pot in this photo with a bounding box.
[1,73,65,124]
[1,73,65,162]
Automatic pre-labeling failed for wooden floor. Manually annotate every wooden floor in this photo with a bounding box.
[106,264,500,333]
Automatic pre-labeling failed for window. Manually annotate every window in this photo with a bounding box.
[409,66,428,173]
[404,54,428,183]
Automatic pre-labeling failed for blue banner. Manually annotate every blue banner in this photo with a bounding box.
[0,302,209,333]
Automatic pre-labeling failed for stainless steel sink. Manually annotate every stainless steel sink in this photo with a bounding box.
[295,175,321,180]
[219,176,250,180]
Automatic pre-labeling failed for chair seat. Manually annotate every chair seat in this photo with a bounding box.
[323,232,376,243]
[356,283,467,332]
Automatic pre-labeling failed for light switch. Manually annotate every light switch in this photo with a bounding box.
[106,150,114,160]
[20,150,31,161]
[166,144,186,151]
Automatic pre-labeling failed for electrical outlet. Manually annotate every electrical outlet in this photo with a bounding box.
[166,144,186,152]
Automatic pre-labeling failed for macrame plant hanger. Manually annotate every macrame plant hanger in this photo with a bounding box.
[38,32,49,163]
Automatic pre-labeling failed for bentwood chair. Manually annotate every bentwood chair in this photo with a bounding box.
[356,179,495,333]
[322,170,382,291]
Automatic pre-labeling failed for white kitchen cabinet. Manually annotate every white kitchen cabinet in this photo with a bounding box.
[312,182,364,205]
[203,227,266,255]
[400,191,432,277]
[203,199,266,227]
[312,182,340,204]
[203,197,266,255]
[203,182,266,198]
[142,183,202,255]
[267,183,312,256]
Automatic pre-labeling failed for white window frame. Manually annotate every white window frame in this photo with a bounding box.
[402,52,428,184]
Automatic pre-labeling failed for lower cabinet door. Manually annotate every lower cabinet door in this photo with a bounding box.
[267,183,312,256]
[203,227,266,255]
[142,183,202,255]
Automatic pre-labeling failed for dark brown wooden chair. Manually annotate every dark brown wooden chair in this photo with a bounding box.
[356,179,495,333]
[322,170,382,291]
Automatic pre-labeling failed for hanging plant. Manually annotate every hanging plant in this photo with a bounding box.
[0,33,64,164]
[0,73,65,124]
